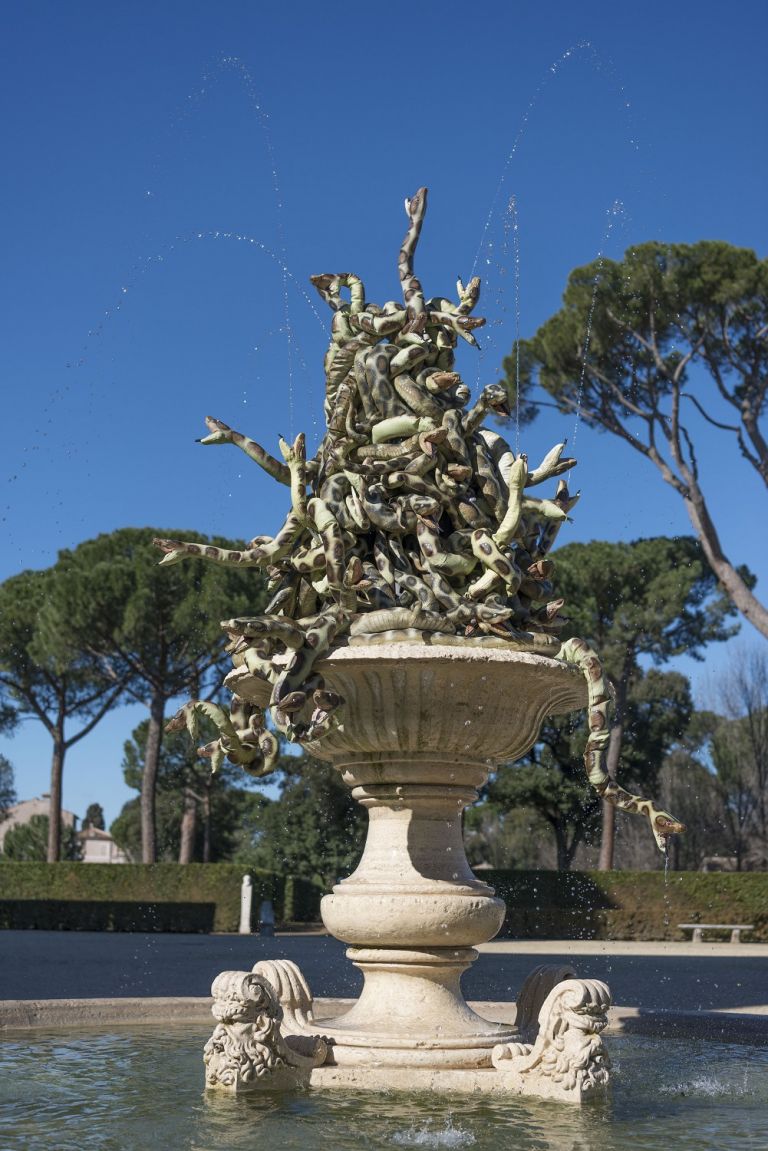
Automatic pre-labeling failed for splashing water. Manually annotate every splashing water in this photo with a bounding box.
[571,199,625,456]
[471,192,518,405]
[66,229,323,370]
[187,56,297,435]
[471,40,642,281]
[508,195,523,455]
[2,1028,768,1151]
[466,41,639,450]
[662,837,672,931]
[391,1120,476,1148]
[659,1073,754,1098]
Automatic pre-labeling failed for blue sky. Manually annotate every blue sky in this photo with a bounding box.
[2,1,766,826]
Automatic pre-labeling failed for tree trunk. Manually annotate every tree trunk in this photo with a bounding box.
[141,691,166,864]
[47,729,66,863]
[553,823,571,871]
[597,801,615,872]
[553,820,582,871]
[597,699,626,872]
[684,488,768,639]
[178,789,197,864]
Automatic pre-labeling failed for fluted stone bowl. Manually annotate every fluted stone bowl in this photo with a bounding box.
[228,642,587,765]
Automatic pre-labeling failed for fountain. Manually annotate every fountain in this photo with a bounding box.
[152,188,684,1102]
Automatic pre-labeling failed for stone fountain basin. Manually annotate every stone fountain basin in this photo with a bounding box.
[227,642,589,965]
[2,1019,767,1149]
[227,642,587,764]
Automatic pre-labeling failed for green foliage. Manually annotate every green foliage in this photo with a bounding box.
[0,754,16,818]
[110,719,261,862]
[464,806,550,870]
[480,869,768,941]
[46,528,265,699]
[234,753,366,888]
[659,750,732,871]
[553,538,737,667]
[40,527,267,862]
[0,566,123,724]
[0,862,322,930]
[0,563,126,859]
[83,803,105,830]
[695,649,768,869]
[503,239,768,635]
[1,815,80,862]
[505,241,767,448]
[709,714,763,868]
[473,536,729,869]
[485,708,599,872]
[0,900,215,932]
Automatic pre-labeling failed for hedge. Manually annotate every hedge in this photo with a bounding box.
[2,864,765,940]
[0,899,216,932]
[0,863,323,933]
[481,869,768,942]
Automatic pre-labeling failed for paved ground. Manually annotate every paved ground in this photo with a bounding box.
[1,931,766,1013]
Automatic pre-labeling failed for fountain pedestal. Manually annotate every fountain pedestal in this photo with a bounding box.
[203,642,612,1097]
[319,751,511,1066]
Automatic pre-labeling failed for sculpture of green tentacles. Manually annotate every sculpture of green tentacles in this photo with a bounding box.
[557,637,685,849]
[165,696,279,778]
[155,189,684,852]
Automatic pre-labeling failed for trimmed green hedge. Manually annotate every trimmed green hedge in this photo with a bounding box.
[481,869,768,941]
[0,863,323,933]
[2,864,764,940]
[0,899,215,932]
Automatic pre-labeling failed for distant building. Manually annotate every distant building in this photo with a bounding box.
[77,825,130,864]
[0,794,77,852]
[0,795,128,863]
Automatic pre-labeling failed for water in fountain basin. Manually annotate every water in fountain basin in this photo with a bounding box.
[1,1026,767,1151]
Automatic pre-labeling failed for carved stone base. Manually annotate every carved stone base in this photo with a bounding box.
[492,977,612,1102]
[307,1065,602,1094]
[203,970,326,1092]
[319,946,515,1068]
[202,958,613,1102]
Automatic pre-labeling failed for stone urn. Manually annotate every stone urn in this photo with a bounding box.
[229,641,586,1076]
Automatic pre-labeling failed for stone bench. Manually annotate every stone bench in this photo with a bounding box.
[678,923,754,944]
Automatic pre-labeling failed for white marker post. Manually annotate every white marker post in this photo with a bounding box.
[238,874,253,934]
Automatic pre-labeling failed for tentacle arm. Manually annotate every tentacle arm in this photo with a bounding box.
[456,275,481,315]
[348,310,405,337]
[198,417,290,485]
[279,432,308,522]
[153,538,267,568]
[154,510,304,568]
[427,311,486,346]
[309,272,366,313]
[165,697,279,778]
[307,497,346,597]
[525,441,577,487]
[399,187,428,331]
[470,529,522,590]
[462,384,511,434]
[557,637,685,851]
[493,454,528,545]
